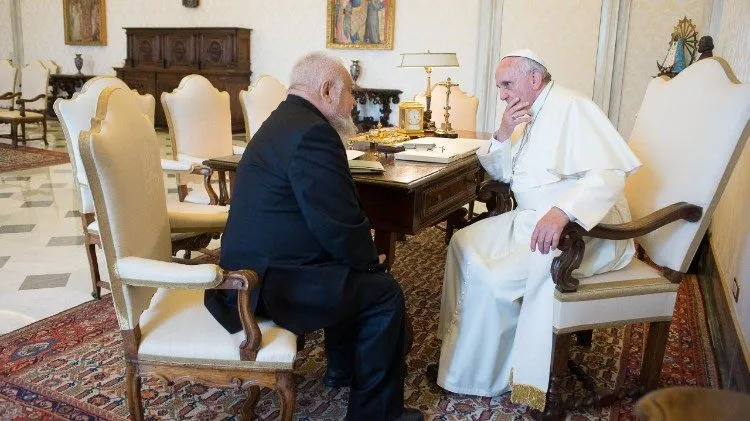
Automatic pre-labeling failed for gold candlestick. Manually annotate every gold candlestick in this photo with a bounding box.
[434,78,458,138]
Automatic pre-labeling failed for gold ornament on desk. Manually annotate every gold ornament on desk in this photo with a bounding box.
[348,123,410,146]
[397,101,425,137]
[434,78,458,138]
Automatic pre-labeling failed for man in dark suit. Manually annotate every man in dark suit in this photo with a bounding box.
[205,52,422,421]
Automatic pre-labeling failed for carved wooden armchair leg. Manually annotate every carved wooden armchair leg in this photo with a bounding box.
[641,320,671,391]
[10,120,18,148]
[541,332,572,421]
[41,118,48,146]
[276,372,296,421]
[243,385,261,420]
[126,360,144,421]
[574,330,593,347]
[445,207,469,244]
[81,212,104,300]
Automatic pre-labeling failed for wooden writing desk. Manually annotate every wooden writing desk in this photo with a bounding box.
[203,132,490,265]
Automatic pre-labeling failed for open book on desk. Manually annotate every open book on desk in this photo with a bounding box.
[394,137,488,164]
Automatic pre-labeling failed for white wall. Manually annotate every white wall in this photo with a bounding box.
[492,0,603,124]
[501,0,603,99]
[710,0,750,361]
[0,0,12,61]
[617,0,708,138]
[17,0,481,118]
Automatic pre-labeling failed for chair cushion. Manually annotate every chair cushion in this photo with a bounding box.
[552,259,678,333]
[0,110,45,120]
[138,289,297,368]
[166,201,227,232]
[88,220,208,243]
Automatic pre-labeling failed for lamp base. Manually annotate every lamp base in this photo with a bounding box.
[434,129,458,138]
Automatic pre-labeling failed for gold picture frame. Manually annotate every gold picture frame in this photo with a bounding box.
[326,0,395,50]
[63,0,107,46]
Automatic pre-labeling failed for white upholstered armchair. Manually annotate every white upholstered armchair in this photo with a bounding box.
[0,60,49,147]
[0,59,17,109]
[240,75,288,142]
[162,75,246,205]
[54,76,228,299]
[415,83,479,132]
[79,86,297,420]
[474,57,749,419]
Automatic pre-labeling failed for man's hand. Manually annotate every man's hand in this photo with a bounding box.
[495,97,531,141]
[378,254,387,265]
[530,207,571,254]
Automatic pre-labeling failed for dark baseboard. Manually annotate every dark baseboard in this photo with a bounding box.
[693,235,750,392]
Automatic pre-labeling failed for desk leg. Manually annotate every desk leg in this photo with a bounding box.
[217,170,228,206]
[374,230,397,269]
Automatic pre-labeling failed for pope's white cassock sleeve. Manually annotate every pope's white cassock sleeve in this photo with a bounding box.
[437,82,640,411]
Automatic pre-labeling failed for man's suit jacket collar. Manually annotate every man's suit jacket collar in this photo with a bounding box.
[286,94,329,123]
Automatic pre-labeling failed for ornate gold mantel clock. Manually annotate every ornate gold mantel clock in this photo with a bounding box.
[398,101,425,137]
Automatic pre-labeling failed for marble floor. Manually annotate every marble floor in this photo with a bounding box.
[0,121,238,335]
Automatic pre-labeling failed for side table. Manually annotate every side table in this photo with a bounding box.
[351,87,402,131]
[48,74,96,117]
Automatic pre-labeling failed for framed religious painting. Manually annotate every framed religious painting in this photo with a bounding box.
[326,0,395,50]
[63,0,107,46]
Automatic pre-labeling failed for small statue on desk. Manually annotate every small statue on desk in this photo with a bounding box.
[697,35,714,61]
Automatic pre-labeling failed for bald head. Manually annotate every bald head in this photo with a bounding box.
[289,52,357,137]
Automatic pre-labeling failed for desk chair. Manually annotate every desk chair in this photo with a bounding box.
[240,75,287,142]
[162,75,246,205]
[415,83,479,132]
[55,76,227,299]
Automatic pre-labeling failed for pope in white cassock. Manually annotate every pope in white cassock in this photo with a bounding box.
[434,50,642,411]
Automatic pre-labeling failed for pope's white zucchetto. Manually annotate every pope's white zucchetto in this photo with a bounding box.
[500,49,547,70]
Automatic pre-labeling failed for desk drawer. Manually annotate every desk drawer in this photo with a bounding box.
[417,163,482,228]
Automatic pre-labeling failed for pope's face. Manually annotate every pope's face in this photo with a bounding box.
[495,58,538,107]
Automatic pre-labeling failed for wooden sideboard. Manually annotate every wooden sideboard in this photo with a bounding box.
[114,27,251,132]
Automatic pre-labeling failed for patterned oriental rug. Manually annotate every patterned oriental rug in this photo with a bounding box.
[0,228,718,420]
[0,143,70,173]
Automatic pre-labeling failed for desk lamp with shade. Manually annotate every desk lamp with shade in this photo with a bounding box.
[399,52,459,133]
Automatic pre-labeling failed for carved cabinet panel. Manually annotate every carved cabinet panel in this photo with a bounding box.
[164,34,196,69]
[115,27,252,132]
[131,33,162,67]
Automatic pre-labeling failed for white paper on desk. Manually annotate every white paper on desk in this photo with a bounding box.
[394,137,489,164]
[346,150,365,160]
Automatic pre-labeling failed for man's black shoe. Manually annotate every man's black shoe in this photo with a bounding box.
[323,368,352,388]
[395,408,424,421]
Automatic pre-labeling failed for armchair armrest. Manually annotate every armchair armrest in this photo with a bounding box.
[17,93,46,104]
[117,256,223,289]
[232,145,246,155]
[473,180,516,223]
[160,158,195,172]
[0,92,20,101]
[168,157,219,205]
[119,259,262,361]
[166,201,228,233]
[212,269,262,361]
[551,202,703,292]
